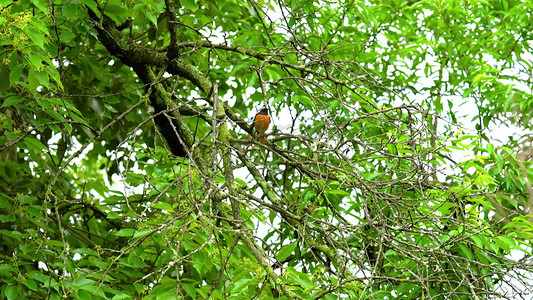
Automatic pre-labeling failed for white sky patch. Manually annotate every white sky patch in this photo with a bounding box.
[201,26,226,44]
[37,261,48,271]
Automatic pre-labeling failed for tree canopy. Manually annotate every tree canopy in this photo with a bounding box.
[2,0,533,299]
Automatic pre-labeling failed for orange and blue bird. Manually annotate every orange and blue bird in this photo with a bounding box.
[253,107,270,145]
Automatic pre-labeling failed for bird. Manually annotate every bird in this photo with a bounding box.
[253,107,270,145]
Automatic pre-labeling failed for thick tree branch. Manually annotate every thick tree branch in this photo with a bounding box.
[87,9,255,151]
[164,0,179,59]
[134,65,194,156]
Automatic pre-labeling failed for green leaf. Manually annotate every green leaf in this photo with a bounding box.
[72,248,99,256]
[328,99,340,110]
[81,0,99,17]
[127,252,148,268]
[495,236,516,254]
[23,279,37,291]
[325,189,350,196]
[458,244,474,260]
[5,285,19,300]
[46,65,63,89]
[293,94,315,109]
[115,229,134,237]
[112,293,131,300]
[133,228,152,238]
[20,136,47,151]
[2,96,24,107]
[0,215,15,222]
[27,69,39,90]
[72,277,94,288]
[77,291,92,300]
[59,31,76,42]
[192,251,206,274]
[30,17,49,35]
[145,11,157,26]
[182,283,196,298]
[24,27,45,50]
[151,201,174,212]
[179,0,198,11]
[0,67,9,93]
[79,284,106,298]
[44,108,65,121]
[231,278,251,293]
[265,68,282,81]
[287,267,314,290]
[34,69,49,88]
[0,230,24,241]
[277,242,297,262]
[62,4,79,18]
[147,277,177,299]
[28,54,42,69]
[470,235,483,248]
[29,271,50,283]
[20,195,37,204]
[9,64,23,86]
[30,0,48,13]
[0,196,10,209]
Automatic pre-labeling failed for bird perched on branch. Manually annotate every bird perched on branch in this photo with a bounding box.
[253,107,270,145]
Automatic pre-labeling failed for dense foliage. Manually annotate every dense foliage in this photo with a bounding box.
[2,0,533,299]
